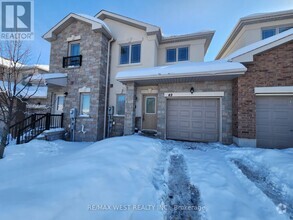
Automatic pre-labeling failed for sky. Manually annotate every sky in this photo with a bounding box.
[25,0,293,64]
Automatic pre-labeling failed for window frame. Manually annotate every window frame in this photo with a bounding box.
[116,94,126,116]
[119,43,141,65]
[261,26,293,39]
[166,46,189,63]
[68,41,80,57]
[80,93,90,116]
[55,94,65,114]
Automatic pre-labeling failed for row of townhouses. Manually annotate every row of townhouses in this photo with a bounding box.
[27,9,293,148]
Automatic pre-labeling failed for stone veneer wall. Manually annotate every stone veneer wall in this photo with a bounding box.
[157,81,233,144]
[232,41,293,139]
[49,20,109,141]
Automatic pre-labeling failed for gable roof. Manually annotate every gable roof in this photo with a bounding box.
[216,9,293,59]
[43,13,112,41]
[95,10,161,36]
[225,28,293,62]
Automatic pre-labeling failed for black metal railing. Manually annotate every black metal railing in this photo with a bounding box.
[9,113,64,145]
[63,55,82,68]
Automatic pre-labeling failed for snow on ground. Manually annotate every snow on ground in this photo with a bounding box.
[0,136,163,220]
[0,135,292,220]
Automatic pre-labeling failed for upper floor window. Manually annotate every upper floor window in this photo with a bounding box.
[166,47,189,63]
[63,41,82,68]
[262,26,292,39]
[69,42,80,56]
[120,44,141,64]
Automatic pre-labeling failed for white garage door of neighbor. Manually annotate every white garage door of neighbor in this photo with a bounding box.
[256,96,293,148]
[167,98,219,142]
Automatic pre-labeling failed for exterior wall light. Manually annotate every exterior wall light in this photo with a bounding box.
[190,87,194,94]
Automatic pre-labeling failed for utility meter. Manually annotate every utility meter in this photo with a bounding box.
[108,106,114,115]
[70,108,77,119]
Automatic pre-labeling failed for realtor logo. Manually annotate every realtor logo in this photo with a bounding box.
[0,0,34,40]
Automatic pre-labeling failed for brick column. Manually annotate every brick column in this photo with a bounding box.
[124,82,136,135]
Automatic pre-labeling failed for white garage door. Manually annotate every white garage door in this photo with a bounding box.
[256,96,293,148]
[167,98,219,142]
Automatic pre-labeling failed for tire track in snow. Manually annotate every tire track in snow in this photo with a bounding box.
[232,159,293,219]
[166,153,203,220]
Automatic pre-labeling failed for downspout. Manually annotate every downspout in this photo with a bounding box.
[103,37,114,139]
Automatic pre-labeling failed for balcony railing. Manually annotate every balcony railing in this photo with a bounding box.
[63,55,82,68]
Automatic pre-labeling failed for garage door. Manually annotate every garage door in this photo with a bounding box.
[256,96,293,148]
[167,99,219,142]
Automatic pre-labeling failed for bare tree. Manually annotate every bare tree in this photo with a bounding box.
[0,40,40,158]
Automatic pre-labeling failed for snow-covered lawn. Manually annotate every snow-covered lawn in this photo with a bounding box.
[0,135,292,220]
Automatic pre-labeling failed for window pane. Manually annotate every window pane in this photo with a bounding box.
[279,26,292,33]
[146,97,155,114]
[120,45,129,64]
[178,47,189,61]
[117,95,125,115]
[131,44,141,63]
[262,29,276,39]
[81,94,90,115]
[166,48,176,62]
[56,96,64,111]
[70,43,80,56]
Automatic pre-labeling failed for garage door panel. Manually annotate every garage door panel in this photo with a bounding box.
[256,96,293,148]
[167,99,219,142]
[192,110,203,118]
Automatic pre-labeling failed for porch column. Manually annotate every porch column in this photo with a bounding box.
[124,82,137,135]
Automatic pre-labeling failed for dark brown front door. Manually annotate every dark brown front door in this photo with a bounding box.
[142,95,157,131]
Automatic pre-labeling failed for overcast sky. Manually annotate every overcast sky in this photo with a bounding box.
[28,0,293,64]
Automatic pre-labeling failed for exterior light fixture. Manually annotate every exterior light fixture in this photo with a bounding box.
[190,87,194,94]
[64,92,68,97]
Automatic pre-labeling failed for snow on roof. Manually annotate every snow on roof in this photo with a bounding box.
[76,13,112,35]
[116,60,246,81]
[241,9,293,20]
[0,81,48,99]
[31,73,67,81]
[226,28,293,61]
[34,65,49,72]
[0,57,24,68]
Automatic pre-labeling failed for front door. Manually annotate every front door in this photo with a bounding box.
[142,95,157,131]
[54,94,65,114]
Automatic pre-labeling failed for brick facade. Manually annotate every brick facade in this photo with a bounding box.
[233,41,293,139]
[49,20,109,141]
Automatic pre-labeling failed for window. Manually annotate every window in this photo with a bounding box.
[178,47,189,61]
[120,43,141,64]
[145,97,156,114]
[262,26,292,39]
[80,93,90,115]
[279,26,292,33]
[166,47,189,62]
[69,42,80,56]
[116,94,125,115]
[166,48,176,62]
[262,29,276,39]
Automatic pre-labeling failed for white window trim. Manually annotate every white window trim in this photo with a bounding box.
[119,43,141,65]
[145,96,156,115]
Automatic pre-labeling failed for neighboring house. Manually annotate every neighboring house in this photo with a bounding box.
[38,9,292,148]
[216,9,293,59]
[216,10,293,148]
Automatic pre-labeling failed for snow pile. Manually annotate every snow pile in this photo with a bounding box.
[0,136,163,220]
